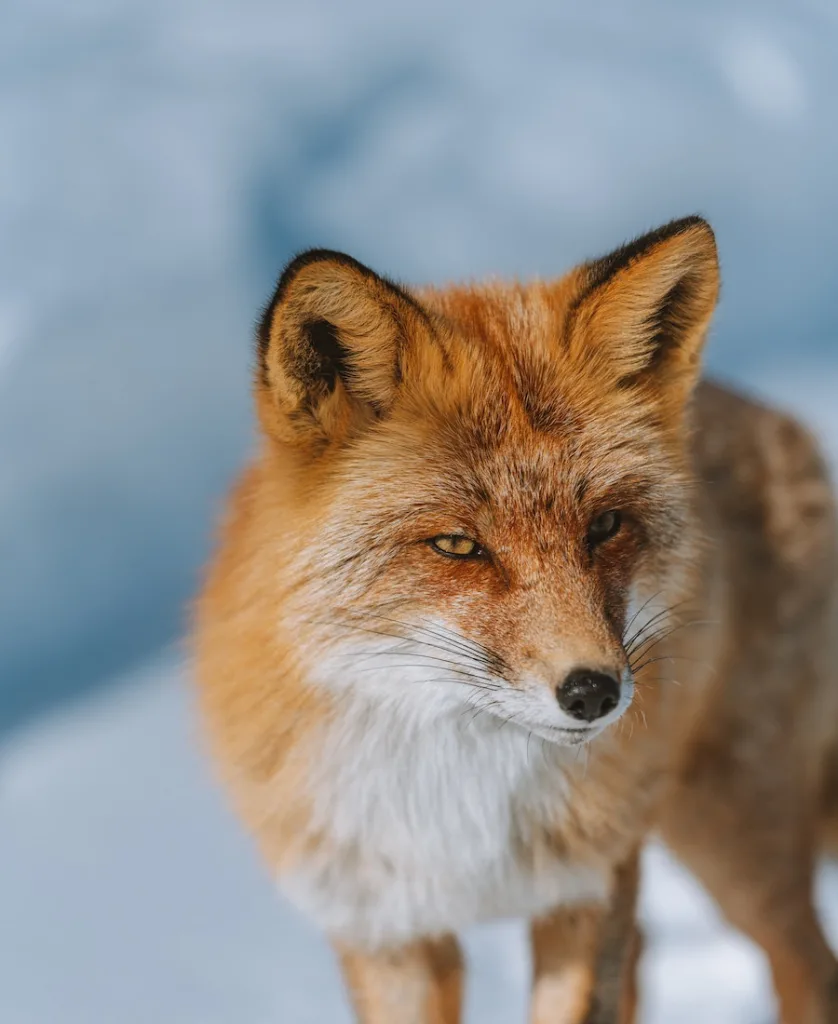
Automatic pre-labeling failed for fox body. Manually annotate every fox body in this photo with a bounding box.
[194,218,838,1023]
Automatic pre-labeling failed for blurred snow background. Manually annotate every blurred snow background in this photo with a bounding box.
[2,0,838,1020]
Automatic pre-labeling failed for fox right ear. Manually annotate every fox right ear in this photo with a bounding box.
[567,216,720,414]
[256,250,430,447]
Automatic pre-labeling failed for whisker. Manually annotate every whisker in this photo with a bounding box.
[622,599,695,650]
[345,645,494,676]
[625,613,707,663]
[631,653,710,676]
[304,606,509,679]
[623,590,663,637]
[344,661,497,684]
[313,618,496,674]
[623,602,678,650]
[369,614,507,675]
[363,612,486,654]
[626,623,681,662]
[627,617,720,670]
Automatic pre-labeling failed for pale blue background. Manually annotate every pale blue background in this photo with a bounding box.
[2,4,838,1021]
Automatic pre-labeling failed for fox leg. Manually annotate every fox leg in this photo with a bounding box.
[337,934,463,1024]
[531,852,642,1024]
[661,741,838,1024]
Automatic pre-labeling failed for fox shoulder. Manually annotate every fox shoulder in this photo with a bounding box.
[693,380,838,593]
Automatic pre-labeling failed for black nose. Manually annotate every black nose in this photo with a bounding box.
[556,669,621,723]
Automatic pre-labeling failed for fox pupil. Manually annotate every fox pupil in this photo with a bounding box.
[588,510,622,546]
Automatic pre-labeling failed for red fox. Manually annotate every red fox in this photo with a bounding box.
[194,217,838,1023]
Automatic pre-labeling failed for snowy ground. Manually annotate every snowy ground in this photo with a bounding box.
[3,648,838,1024]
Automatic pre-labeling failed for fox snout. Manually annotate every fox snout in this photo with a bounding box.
[515,646,634,743]
[556,668,622,723]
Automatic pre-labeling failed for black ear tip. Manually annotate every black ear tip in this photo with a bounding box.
[272,249,375,309]
[674,218,719,271]
[255,249,372,382]
[259,249,378,331]
[281,248,374,284]
[581,214,717,297]
[670,213,711,231]
[666,217,719,264]
[675,215,716,245]
[637,214,715,250]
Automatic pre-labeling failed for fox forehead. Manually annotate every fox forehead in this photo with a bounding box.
[405,278,584,434]
[388,280,679,470]
[416,275,573,359]
[349,426,677,542]
[335,330,684,532]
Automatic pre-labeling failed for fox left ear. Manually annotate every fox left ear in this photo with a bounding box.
[255,249,433,448]
[569,216,720,408]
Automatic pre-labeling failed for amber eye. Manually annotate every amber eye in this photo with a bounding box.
[587,510,622,547]
[430,535,483,559]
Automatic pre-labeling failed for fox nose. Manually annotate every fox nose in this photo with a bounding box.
[556,669,621,723]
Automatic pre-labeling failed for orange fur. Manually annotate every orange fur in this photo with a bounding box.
[194,218,838,1022]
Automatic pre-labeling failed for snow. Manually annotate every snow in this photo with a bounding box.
[2,653,838,1024]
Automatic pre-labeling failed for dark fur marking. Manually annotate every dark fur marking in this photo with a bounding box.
[645,274,696,365]
[514,357,575,435]
[519,381,558,433]
[581,215,709,298]
[300,319,350,393]
[388,305,409,389]
[257,248,432,386]
[617,273,700,390]
[434,332,455,373]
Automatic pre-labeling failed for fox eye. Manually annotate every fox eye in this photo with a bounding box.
[430,535,483,559]
[587,510,622,547]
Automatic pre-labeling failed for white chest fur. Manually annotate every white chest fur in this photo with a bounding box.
[278,692,609,950]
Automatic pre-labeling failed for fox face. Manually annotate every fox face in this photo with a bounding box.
[256,218,719,746]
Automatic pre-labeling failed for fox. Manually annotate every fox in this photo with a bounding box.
[194,216,838,1023]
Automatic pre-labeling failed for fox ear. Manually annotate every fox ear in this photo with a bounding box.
[256,250,429,446]
[569,216,719,407]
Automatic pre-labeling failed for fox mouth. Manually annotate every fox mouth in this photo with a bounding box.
[527,723,605,747]
[551,726,600,746]
[506,671,634,747]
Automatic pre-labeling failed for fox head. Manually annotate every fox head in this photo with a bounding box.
[255,217,719,745]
